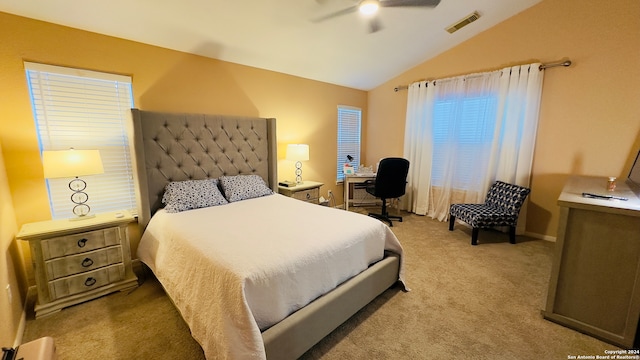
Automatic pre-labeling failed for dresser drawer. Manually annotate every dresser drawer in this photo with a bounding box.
[48,263,125,300]
[44,246,124,280]
[292,188,319,203]
[41,227,121,260]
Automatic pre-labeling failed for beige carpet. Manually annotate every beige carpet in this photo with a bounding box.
[22,209,619,359]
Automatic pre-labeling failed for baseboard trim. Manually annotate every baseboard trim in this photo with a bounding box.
[14,308,25,347]
[15,285,37,347]
[525,231,556,242]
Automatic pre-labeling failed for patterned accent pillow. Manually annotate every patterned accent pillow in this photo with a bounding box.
[162,179,228,213]
[219,175,273,202]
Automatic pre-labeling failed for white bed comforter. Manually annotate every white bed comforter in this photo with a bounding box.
[137,194,405,359]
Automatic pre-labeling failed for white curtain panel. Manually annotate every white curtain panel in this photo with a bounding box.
[402,81,433,215]
[402,63,544,228]
[494,65,545,186]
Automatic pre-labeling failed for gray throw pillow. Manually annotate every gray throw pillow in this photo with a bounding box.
[219,175,273,202]
[162,179,228,213]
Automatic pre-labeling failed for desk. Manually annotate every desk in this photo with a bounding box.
[343,174,376,211]
[543,176,640,348]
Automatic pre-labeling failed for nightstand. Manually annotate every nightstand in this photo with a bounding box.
[278,181,323,204]
[17,211,138,318]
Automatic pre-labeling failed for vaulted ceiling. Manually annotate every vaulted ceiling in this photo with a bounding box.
[0,0,542,90]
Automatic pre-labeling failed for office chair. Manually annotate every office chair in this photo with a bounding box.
[365,157,410,227]
[448,181,531,245]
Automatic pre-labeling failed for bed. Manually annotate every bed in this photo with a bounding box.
[130,109,406,359]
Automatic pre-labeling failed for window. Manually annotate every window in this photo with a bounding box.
[25,62,136,219]
[336,106,362,182]
[431,94,497,189]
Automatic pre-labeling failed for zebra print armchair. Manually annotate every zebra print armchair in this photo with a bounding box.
[449,181,531,246]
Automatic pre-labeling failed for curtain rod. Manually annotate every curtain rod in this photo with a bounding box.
[393,58,572,92]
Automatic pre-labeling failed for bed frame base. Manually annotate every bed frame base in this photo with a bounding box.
[262,253,400,359]
[129,109,403,359]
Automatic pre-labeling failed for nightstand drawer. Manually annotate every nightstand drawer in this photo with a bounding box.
[48,263,125,300]
[45,246,124,280]
[41,227,121,260]
[292,188,319,202]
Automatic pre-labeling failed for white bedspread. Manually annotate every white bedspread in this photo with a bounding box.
[137,194,405,359]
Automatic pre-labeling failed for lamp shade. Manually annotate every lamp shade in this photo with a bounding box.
[42,149,104,179]
[286,144,309,161]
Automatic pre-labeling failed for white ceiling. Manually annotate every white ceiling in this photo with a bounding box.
[0,0,541,90]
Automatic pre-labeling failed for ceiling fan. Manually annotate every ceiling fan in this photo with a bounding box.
[312,0,441,33]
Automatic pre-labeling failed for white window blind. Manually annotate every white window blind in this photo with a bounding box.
[336,106,361,182]
[431,95,497,189]
[24,62,136,219]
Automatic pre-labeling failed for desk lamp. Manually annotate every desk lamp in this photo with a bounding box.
[42,149,104,220]
[286,144,309,184]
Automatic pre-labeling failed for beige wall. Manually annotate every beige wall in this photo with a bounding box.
[367,0,640,238]
[0,139,26,348]
[0,11,367,344]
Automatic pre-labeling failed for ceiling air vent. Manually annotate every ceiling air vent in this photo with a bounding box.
[446,11,480,34]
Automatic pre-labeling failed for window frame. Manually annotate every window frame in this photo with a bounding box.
[336,105,362,183]
[24,62,136,219]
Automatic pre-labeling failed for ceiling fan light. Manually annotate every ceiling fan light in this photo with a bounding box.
[359,0,379,15]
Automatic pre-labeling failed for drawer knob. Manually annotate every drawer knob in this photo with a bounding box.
[81,258,94,268]
[77,238,88,248]
[84,277,97,287]
[306,193,311,199]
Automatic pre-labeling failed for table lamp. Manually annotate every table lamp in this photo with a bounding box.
[42,149,104,220]
[286,144,309,184]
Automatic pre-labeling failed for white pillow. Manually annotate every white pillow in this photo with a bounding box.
[162,179,228,213]
[219,175,273,202]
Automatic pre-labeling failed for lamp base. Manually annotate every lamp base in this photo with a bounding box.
[68,214,96,221]
[295,161,303,184]
[68,177,94,219]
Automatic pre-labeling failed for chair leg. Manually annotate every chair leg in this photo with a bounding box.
[471,228,479,246]
[449,216,455,231]
[509,226,516,244]
[386,201,402,222]
[368,198,400,227]
[369,213,393,227]
[388,198,402,222]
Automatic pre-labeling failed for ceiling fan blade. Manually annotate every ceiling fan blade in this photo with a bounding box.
[311,5,359,23]
[368,17,383,33]
[379,0,441,7]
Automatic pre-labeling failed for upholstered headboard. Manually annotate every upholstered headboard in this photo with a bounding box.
[130,109,277,229]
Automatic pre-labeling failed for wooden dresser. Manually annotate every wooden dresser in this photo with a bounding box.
[18,211,138,318]
[543,176,640,348]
